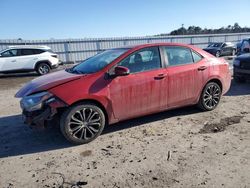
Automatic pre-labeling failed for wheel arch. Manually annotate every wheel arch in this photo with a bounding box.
[197,77,223,103]
[197,78,223,111]
[69,99,110,125]
[206,78,223,91]
[34,60,52,70]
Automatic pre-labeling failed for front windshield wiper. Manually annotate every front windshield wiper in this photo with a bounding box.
[66,67,86,74]
[65,67,78,73]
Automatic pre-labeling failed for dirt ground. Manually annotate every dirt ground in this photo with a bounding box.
[0,64,250,188]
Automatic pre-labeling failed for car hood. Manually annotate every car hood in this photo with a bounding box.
[236,53,250,61]
[203,47,220,51]
[15,70,83,97]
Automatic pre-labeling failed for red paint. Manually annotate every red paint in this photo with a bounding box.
[15,70,82,97]
[16,43,231,124]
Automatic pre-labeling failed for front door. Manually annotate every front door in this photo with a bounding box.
[0,49,19,71]
[221,43,231,56]
[108,47,168,121]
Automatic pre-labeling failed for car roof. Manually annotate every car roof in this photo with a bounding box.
[7,45,51,50]
[210,42,222,44]
[113,42,207,57]
[128,42,214,58]
[117,42,196,50]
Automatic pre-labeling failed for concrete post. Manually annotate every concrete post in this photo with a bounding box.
[64,42,70,63]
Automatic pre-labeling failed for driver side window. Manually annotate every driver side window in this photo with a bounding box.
[1,49,18,57]
[118,47,161,73]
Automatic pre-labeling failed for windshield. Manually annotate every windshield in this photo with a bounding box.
[69,49,129,74]
[209,43,223,47]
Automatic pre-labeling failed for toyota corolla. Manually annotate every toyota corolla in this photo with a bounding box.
[15,43,231,144]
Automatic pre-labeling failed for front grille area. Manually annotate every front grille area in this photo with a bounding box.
[241,61,250,70]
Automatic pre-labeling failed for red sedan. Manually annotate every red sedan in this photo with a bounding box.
[16,43,231,144]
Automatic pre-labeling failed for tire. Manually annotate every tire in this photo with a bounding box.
[36,63,51,75]
[198,82,222,111]
[234,76,246,83]
[60,102,106,144]
[232,49,236,56]
[215,51,221,57]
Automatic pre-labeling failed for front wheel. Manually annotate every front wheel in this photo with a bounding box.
[198,82,222,111]
[60,102,106,144]
[232,49,236,56]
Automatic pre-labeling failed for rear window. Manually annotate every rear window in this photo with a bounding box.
[45,49,54,53]
[32,49,45,54]
[164,46,194,66]
[192,51,203,62]
[210,43,223,47]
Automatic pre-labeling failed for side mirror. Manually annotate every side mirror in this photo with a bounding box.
[114,66,130,76]
[243,48,250,53]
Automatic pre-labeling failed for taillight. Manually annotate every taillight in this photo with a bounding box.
[51,55,58,58]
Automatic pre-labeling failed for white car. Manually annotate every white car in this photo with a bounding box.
[0,46,60,75]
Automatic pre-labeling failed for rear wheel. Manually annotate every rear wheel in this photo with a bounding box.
[36,63,51,75]
[215,51,221,57]
[60,102,106,144]
[198,82,222,111]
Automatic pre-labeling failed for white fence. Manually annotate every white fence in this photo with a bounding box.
[1,33,250,63]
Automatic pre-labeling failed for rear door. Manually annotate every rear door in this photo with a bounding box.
[162,46,206,108]
[18,49,39,69]
[108,47,168,120]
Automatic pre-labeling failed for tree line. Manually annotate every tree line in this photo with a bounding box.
[156,23,250,36]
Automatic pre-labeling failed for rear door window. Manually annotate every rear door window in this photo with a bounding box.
[20,49,34,56]
[163,46,194,66]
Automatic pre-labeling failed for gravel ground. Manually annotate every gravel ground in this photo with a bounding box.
[0,61,250,188]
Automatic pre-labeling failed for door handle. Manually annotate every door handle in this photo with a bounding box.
[198,66,207,71]
[11,60,16,62]
[154,73,167,80]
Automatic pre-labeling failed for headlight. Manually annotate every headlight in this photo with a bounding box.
[20,91,53,112]
[233,59,240,66]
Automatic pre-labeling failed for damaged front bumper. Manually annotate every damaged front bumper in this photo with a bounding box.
[234,66,250,79]
[21,93,67,128]
[23,108,52,128]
